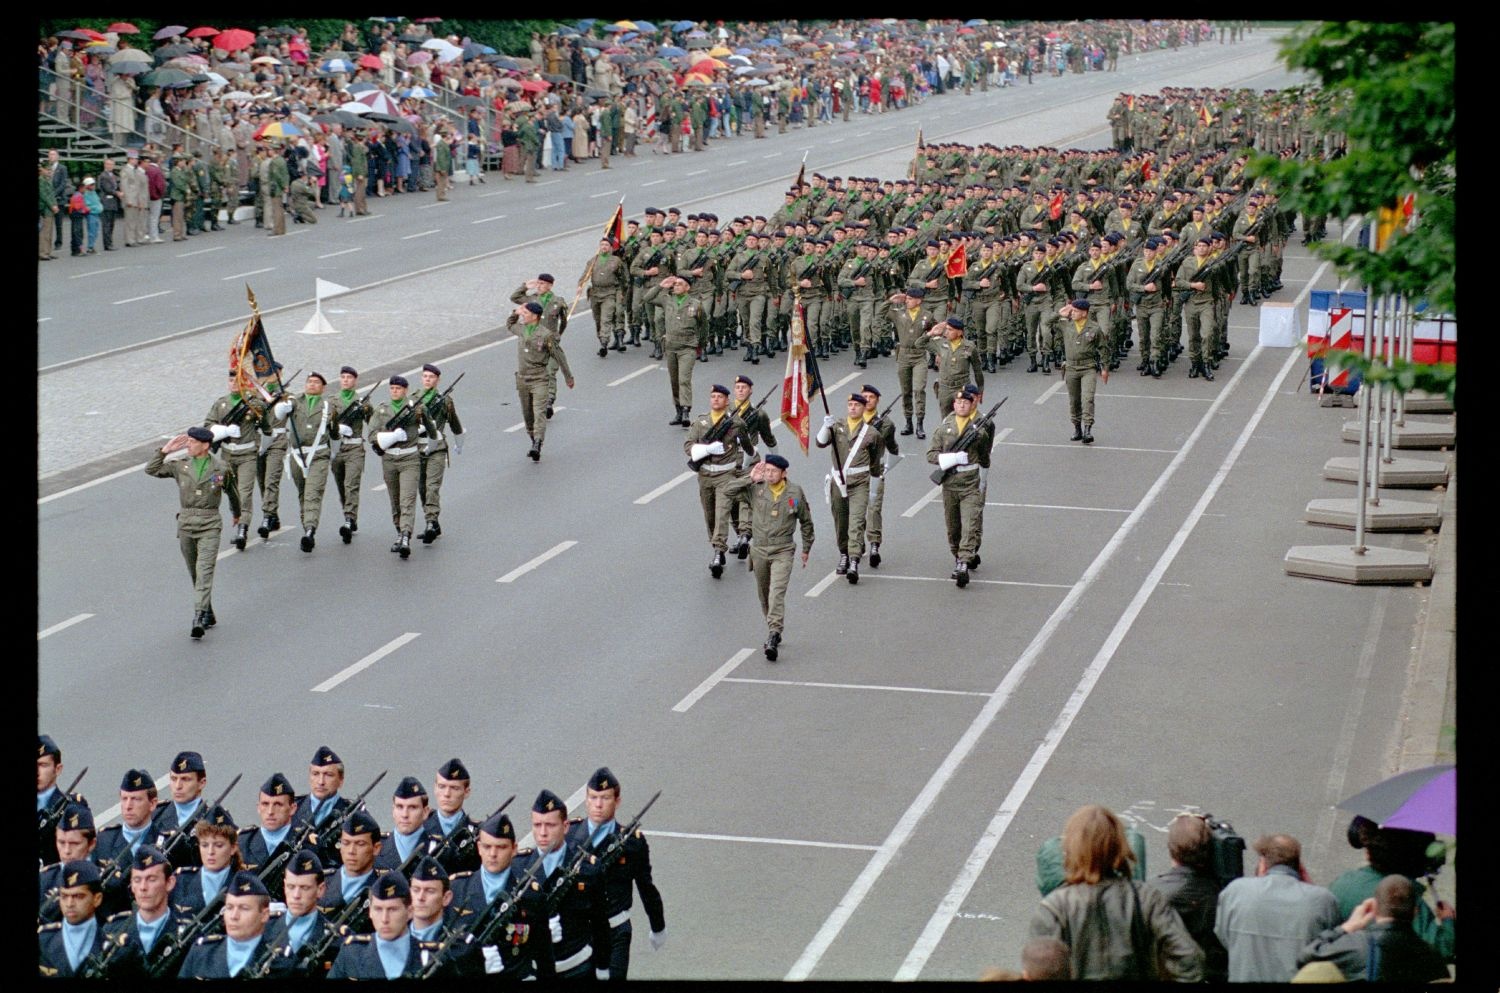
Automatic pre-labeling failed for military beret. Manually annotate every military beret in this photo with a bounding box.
[305,371,326,385]
[59,804,94,834]
[229,870,270,899]
[589,767,620,792]
[1032,243,1047,252]
[532,789,566,816]
[120,769,154,792]
[643,207,662,215]
[847,392,868,405]
[436,758,470,782]
[61,860,102,891]
[862,384,881,397]
[1071,299,1091,310]
[734,375,753,388]
[480,812,515,841]
[421,363,441,376]
[389,375,410,388]
[926,239,941,248]
[132,845,172,874]
[626,218,640,227]
[342,809,380,837]
[905,286,926,298]
[288,849,324,877]
[667,207,681,215]
[393,776,428,800]
[763,454,790,470]
[523,302,544,315]
[1104,233,1123,244]
[372,872,410,901]
[39,735,61,759]
[202,805,236,829]
[1211,231,1228,241]
[261,773,294,799]
[710,383,730,396]
[945,317,965,331]
[961,383,983,399]
[186,426,214,443]
[535,273,555,285]
[340,366,358,377]
[411,856,449,884]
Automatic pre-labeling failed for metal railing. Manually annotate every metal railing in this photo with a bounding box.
[38,81,223,166]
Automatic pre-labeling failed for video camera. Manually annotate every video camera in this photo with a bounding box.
[1198,812,1246,889]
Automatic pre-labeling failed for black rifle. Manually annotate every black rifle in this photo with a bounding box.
[76,927,133,979]
[687,384,776,471]
[427,794,514,875]
[335,379,384,431]
[420,849,548,979]
[370,395,424,457]
[727,252,762,294]
[240,931,295,980]
[38,766,88,843]
[209,397,262,453]
[961,256,1004,301]
[543,791,661,917]
[421,371,465,424]
[159,773,244,867]
[276,769,389,886]
[144,875,238,978]
[929,397,1007,485]
[632,245,667,285]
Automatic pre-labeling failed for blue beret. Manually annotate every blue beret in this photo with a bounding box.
[186,426,214,442]
[764,454,790,470]
[905,286,926,298]
[310,746,342,767]
[393,776,427,800]
[289,849,324,877]
[373,872,410,901]
[421,363,441,376]
[59,804,94,834]
[39,735,61,759]
[389,375,409,388]
[411,856,449,884]
[340,366,358,377]
[847,393,868,405]
[132,845,172,874]
[1071,299,1091,309]
[61,860,102,891]
[945,317,964,331]
[480,812,515,841]
[926,239,941,247]
[171,752,205,775]
[524,302,544,315]
[306,371,326,384]
[961,383,983,399]
[120,769,154,792]
[1196,236,1213,245]
[734,375,753,387]
[589,767,619,792]
[229,870,270,899]
[437,758,470,782]
[861,384,881,397]
[261,773,294,799]
[342,809,380,837]
[533,790,565,816]
[711,383,730,396]
[536,273,555,283]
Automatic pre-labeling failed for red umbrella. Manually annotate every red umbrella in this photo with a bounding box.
[519,78,550,92]
[358,53,383,70]
[213,28,255,53]
[414,17,443,23]
[73,28,107,41]
[108,22,139,34]
[186,26,219,39]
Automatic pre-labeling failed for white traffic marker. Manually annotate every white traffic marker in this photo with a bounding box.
[311,632,421,693]
[649,830,878,851]
[38,613,94,641]
[607,365,659,387]
[722,677,991,698]
[496,541,578,583]
[672,649,754,713]
[634,471,693,505]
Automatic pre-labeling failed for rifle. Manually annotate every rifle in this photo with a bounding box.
[961,256,1003,301]
[419,847,548,979]
[334,380,384,431]
[543,791,661,917]
[159,773,244,867]
[687,384,776,472]
[76,927,133,979]
[240,930,295,980]
[371,394,424,457]
[421,371,465,425]
[38,766,88,841]
[929,397,1007,485]
[632,245,667,286]
[295,879,375,972]
[144,873,238,978]
[427,794,514,875]
[726,251,762,294]
[298,769,389,861]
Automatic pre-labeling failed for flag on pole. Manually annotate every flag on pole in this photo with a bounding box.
[1125,94,1135,112]
[1047,189,1066,221]
[601,200,625,253]
[945,240,969,279]
[794,150,807,190]
[781,301,817,455]
[230,313,279,401]
[1198,105,1212,128]
[908,126,924,180]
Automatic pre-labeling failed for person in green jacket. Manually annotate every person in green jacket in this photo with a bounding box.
[433,131,452,201]
[146,426,240,639]
[39,162,59,261]
[518,112,541,183]
[1328,819,1456,964]
[348,135,370,216]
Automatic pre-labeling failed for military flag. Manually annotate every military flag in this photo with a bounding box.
[945,239,969,279]
[1047,188,1066,222]
[780,299,818,455]
[602,199,626,253]
[229,287,281,401]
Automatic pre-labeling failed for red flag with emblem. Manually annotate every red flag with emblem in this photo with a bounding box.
[781,301,816,455]
[1048,189,1066,221]
[603,201,625,253]
[945,242,968,278]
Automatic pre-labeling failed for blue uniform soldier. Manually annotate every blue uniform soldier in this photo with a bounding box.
[265,849,341,976]
[516,789,611,979]
[38,735,90,867]
[150,750,208,869]
[175,871,295,978]
[425,758,481,874]
[328,870,435,978]
[237,772,301,900]
[38,860,108,977]
[169,804,239,913]
[373,775,446,874]
[94,769,161,913]
[293,745,353,868]
[316,807,385,934]
[40,804,100,924]
[96,845,195,978]
[450,811,549,979]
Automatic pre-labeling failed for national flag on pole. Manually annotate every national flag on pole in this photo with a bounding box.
[945,241,968,278]
[1047,189,1066,221]
[908,126,924,180]
[229,312,279,401]
[602,201,625,253]
[781,301,817,455]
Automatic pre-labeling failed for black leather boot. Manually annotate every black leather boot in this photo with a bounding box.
[900,417,914,437]
[1071,421,1083,441]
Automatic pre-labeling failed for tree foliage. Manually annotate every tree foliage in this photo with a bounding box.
[1249,22,1455,316]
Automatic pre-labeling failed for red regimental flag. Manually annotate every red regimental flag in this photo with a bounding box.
[602,202,625,253]
[1047,190,1066,221]
[945,243,968,278]
[781,303,813,455]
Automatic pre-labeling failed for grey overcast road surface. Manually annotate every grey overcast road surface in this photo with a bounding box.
[38,31,1445,980]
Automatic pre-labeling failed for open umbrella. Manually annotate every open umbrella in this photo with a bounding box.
[462,42,494,59]
[255,119,305,140]
[601,24,626,33]
[57,29,100,41]
[542,72,573,85]
[338,100,374,114]
[708,46,733,57]
[213,28,255,52]
[109,47,151,63]
[450,94,486,106]
[108,22,139,34]
[658,45,687,58]
[153,26,187,40]
[612,20,638,31]
[108,61,152,75]
[406,50,432,65]
[421,38,455,50]
[346,82,378,94]
[186,26,218,38]
[139,67,192,87]
[685,29,709,39]
[634,21,658,34]
[221,90,254,101]
[672,20,697,33]
[685,37,712,49]
[744,78,771,87]
[957,27,975,36]
[492,77,522,90]
[250,56,282,65]
[1339,765,1455,836]
[519,79,550,93]
[155,43,195,60]
[365,112,416,134]
[400,86,437,98]
[321,58,356,74]
[965,18,990,26]
[358,54,383,70]
[353,90,402,115]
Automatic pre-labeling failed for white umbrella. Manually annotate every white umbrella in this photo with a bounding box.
[354,90,402,115]
[338,100,374,115]
[420,38,453,50]
[221,90,253,101]
[745,78,770,87]
[204,71,228,88]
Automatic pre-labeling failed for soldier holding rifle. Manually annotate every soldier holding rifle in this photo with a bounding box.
[367,375,437,558]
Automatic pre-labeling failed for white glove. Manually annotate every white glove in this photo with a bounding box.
[392,428,408,443]
[338,424,353,437]
[481,946,503,975]
[273,399,292,419]
[650,929,667,952]
[549,916,563,944]
[936,452,965,470]
[453,435,464,456]
[226,424,242,439]
[689,443,711,461]
[954,451,969,466]
[816,417,834,445]
[707,441,725,455]
[375,430,402,450]
[822,414,837,428]
[209,425,232,442]
[596,968,611,980]
[417,423,427,435]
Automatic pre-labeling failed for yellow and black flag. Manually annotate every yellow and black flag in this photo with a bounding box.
[229,287,281,401]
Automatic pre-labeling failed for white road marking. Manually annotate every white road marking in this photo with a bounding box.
[1095,393,1215,402]
[317,247,363,259]
[345,213,384,221]
[687,169,708,176]
[536,179,561,186]
[505,406,564,432]
[176,247,224,258]
[311,632,421,692]
[400,229,441,240]
[478,191,506,198]
[804,570,839,598]
[762,152,782,158]
[113,290,173,304]
[723,677,991,698]
[284,229,311,237]
[672,648,755,713]
[999,441,1178,454]
[38,613,94,640]
[788,336,1271,980]
[726,160,747,166]
[535,202,565,211]
[38,317,51,323]
[896,343,1299,979]
[900,486,942,519]
[634,471,693,505]
[608,365,659,386]
[642,179,666,187]
[1033,381,1065,405]
[649,830,878,852]
[589,189,619,198]
[471,214,507,224]
[37,463,146,505]
[984,502,1132,513]
[220,267,275,281]
[854,574,1073,590]
[828,138,845,144]
[417,200,453,209]
[94,774,170,826]
[69,266,129,278]
[496,540,577,583]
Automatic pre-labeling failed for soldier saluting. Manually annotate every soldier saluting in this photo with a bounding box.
[723,454,816,661]
[146,428,239,639]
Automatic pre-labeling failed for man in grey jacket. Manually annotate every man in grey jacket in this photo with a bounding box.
[1214,834,1340,982]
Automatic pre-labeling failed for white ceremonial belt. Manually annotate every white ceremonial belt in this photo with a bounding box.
[701,462,737,474]
[843,465,870,475]
[297,444,328,457]
[954,462,980,472]
[608,910,630,929]
[223,441,258,453]
[339,437,364,448]
[384,445,419,457]
[555,946,592,972]
[270,427,288,436]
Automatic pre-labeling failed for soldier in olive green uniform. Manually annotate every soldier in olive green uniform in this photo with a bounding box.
[368,375,437,557]
[925,317,985,418]
[1173,237,1217,381]
[1126,237,1171,376]
[285,372,334,552]
[329,366,372,543]
[288,174,317,225]
[210,150,236,228]
[674,228,716,356]
[815,393,884,584]
[146,426,240,638]
[509,274,570,411]
[1058,299,1109,443]
[642,275,705,427]
[927,384,993,587]
[730,233,773,362]
[414,363,463,544]
[889,287,933,438]
[508,301,574,461]
[587,238,628,354]
[722,454,814,661]
[204,373,264,551]
[433,133,451,201]
[727,374,776,559]
[685,384,753,578]
[859,385,899,569]
[265,145,289,236]
[838,242,882,365]
[257,373,294,539]
[348,137,370,216]
[168,160,192,241]
[191,151,210,234]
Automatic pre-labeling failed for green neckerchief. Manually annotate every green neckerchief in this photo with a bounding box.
[229,391,242,403]
[191,454,212,481]
[305,394,321,412]
[392,396,407,411]
[421,388,436,404]
[339,388,356,403]
[539,291,553,308]
[672,293,689,308]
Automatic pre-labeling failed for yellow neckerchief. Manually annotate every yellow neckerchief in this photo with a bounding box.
[1090,256,1103,272]
[948,338,962,352]
[1074,318,1089,333]
[846,416,863,434]
[733,400,750,417]
[1119,217,1132,231]
[954,412,972,434]
[710,409,725,426]
[769,480,787,500]
[906,306,921,321]
[1145,255,1157,272]
[863,409,877,424]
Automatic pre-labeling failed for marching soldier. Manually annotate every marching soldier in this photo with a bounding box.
[38,860,108,978]
[839,241,882,366]
[1059,299,1110,443]
[415,363,464,545]
[257,366,294,539]
[588,237,629,354]
[889,287,933,438]
[815,392,884,583]
[685,383,753,579]
[925,317,985,418]
[329,367,372,543]
[508,300,575,462]
[568,768,667,980]
[927,384,994,587]
[426,758,480,875]
[676,226,717,357]
[509,274,570,412]
[151,750,208,863]
[39,804,98,925]
[175,871,295,978]
[368,375,437,558]
[95,770,160,880]
[728,374,777,559]
[286,371,333,553]
[722,454,815,661]
[450,811,548,979]
[38,735,89,867]
[203,371,262,551]
[1173,237,1218,381]
[170,805,240,912]
[327,871,430,978]
[515,790,611,979]
[316,808,385,930]
[146,428,239,639]
[860,384,900,569]
[731,231,774,362]
[908,239,953,322]
[643,275,706,427]
[1126,237,1170,377]
[409,856,467,947]
[96,845,194,978]
[237,773,300,900]
[266,849,340,976]
[293,746,352,869]
[373,777,445,875]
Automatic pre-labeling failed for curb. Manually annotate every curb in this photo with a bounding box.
[1394,456,1457,771]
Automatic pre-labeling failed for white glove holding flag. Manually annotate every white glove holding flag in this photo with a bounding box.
[650,929,667,952]
[273,399,293,419]
[338,424,353,437]
[707,441,725,455]
[209,425,232,442]
[816,414,836,444]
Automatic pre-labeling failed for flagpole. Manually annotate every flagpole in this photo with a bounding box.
[569,196,626,318]
[802,291,846,494]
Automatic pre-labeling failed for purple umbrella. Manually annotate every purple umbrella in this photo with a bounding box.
[1338,764,1455,836]
[153,25,188,40]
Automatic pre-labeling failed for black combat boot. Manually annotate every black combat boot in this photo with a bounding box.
[1200,363,1214,382]
[629,325,641,346]
[868,542,881,568]
[763,630,780,661]
[651,339,664,360]
[968,553,981,570]
[340,516,355,544]
[233,523,248,550]
[847,556,860,584]
[1027,353,1038,373]
[735,534,750,560]
[204,606,216,628]
[1081,424,1094,444]
[301,526,316,552]
[836,553,849,575]
[422,519,441,544]
[398,532,412,558]
[598,343,609,358]
[710,550,725,579]
[613,330,627,352]
[915,417,925,440]
[1188,362,1201,379]
[900,416,914,437]
[1071,421,1083,441]
[191,612,206,639]
[954,559,969,588]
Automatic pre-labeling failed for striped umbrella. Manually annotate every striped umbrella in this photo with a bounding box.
[352,90,401,116]
[254,120,305,140]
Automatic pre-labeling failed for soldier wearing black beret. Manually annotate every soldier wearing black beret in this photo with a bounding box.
[262,848,339,975]
[38,860,108,977]
[722,451,816,660]
[151,751,209,869]
[375,776,445,875]
[514,789,611,978]
[171,804,241,913]
[38,804,98,924]
[368,374,439,557]
[94,845,194,978]
[423,758,480,875]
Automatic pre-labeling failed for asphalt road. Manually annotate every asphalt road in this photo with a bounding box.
[38,30,1443,980]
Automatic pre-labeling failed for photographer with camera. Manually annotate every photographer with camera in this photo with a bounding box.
[1328,816,1455,964]
[1151,814,1233,982]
